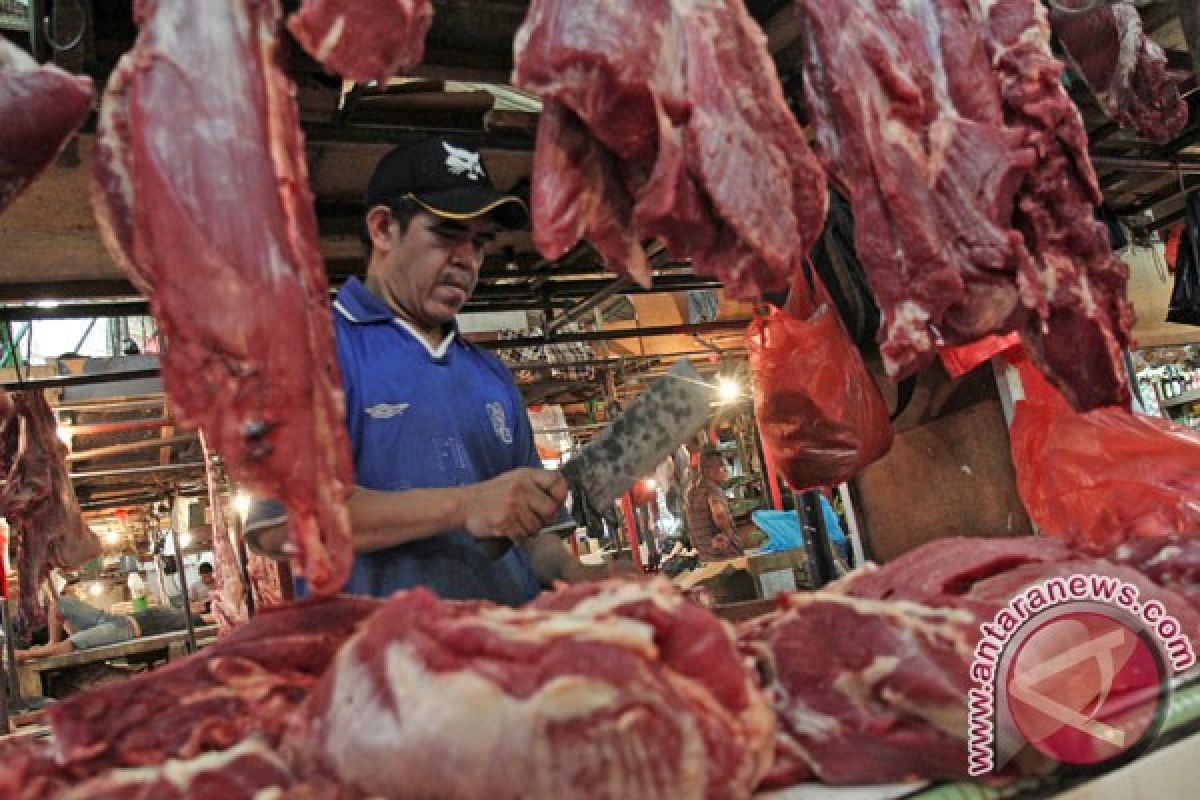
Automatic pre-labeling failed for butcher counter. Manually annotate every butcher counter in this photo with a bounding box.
[14,624,218,699]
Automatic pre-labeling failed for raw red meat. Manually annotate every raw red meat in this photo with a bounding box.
[49,596,379,773]
[745,535,1200,785]
[296,580,774,799]
[742,593,979,786]
[0,38,93,213]
[53,739,295,800]
[978,0,1135,410]
[200,435,249,634]
[840,535,1069,608]
[514,0,827,298]
[0,737,81,799]
[531,101,648,284]
[0,390,100,634]
[797,0,1035,378]
[90,0,355,594]
[287,0,433,84]
[247,551,287,609]
[1009,360,1200,555]
[1051,3,1187,143]
[1109,535,1200,611]
[796,0,1132,410]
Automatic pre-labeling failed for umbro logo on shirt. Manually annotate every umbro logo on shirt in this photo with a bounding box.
[365,402,410,419]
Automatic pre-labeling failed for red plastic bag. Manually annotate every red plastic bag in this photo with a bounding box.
[939,332,1021,378]
[1010,353,1200,555]
[749,266,893,490]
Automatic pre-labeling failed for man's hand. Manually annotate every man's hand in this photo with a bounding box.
[14,648,30,663]
[464,468,567,539]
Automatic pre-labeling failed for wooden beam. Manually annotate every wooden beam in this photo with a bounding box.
[68,433,197,463]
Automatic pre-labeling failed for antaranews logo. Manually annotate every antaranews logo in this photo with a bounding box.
[967,574,1196,776]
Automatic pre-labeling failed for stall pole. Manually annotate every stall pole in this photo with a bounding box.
[756,432,785,512]
[621,492,644,572]
[799,489,837,589]
[168,523,198,654]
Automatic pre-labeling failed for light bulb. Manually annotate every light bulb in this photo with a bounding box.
[178,531,193,548]
[103,530,121,546]
[233,492,252,520]
[88,582,105,598]
[716,377,741,404]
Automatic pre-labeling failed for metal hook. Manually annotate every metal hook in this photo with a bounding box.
[43,0,87,53]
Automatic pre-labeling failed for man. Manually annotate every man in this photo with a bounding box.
[684,446,743,561]
[248,137,567,605]
[15,593,209,661]
[188,561,215,614]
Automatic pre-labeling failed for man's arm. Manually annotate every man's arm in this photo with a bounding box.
[250,468,568,557]
[349,468,567,553]
[15,639,76,662]
[46,586,63,644]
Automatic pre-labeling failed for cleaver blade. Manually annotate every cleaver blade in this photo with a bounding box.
[561,359,712,512]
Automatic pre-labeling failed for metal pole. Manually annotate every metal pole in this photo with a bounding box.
[546,277,635,334]
[0,603,22,714]
[167,524,197,654]
[800,489,837,589]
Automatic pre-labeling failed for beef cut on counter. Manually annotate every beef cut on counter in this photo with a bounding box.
[0,38,93,213]
[1050,2,1187,143]
[743,535,1200,785]
[296,580,775,799]
[51,739,296,800]
[48,596,379,774]
[288,0,434,84]
[514,0,827,298]
[90,0,355,594]
[0,390,100,634]
[797,0,1133,410]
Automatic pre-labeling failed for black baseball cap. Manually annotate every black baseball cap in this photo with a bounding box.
[365,137,529,230]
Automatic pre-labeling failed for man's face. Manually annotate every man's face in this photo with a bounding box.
[368,210,496,328]
[201,572,215,588]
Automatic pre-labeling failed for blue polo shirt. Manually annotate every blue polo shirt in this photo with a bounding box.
[255,277,543,606]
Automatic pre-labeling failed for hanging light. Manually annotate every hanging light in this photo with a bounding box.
[88,581,105,598]
[178,531,193,548]
[716,377,741,404]
[232,491,252,520]
[103,529,122,546]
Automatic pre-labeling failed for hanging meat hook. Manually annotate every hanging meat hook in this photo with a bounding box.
[42,0,87,53]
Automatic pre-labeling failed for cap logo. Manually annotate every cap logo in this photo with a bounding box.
[442,142,485,181]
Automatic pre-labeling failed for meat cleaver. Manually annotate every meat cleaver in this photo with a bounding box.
[560,358,713,517]
[482,359,714,562]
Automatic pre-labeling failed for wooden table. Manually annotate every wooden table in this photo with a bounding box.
[15,625,217,699]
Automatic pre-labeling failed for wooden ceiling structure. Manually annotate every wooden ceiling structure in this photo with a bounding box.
[2,0,1200,522]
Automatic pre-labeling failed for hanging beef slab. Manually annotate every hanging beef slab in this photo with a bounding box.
[288,0,434,84]
[0,38,93,213]
[514,0,828,299]
[796,0,1134,410]
[0,389,100,634]
[1051,3,1187,143]
[90,0,355,594]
